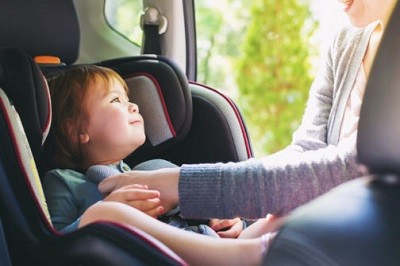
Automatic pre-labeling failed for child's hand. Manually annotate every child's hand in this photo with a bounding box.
[209,218,244,238]
[103,184,164,217]
[238,214,285,239]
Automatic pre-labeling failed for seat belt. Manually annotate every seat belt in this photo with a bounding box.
[140,6,168,55]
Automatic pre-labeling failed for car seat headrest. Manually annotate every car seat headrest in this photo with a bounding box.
[357,5,400,175]
[0,47,52,172]
[0,0,79,65]
[99,56,193,165]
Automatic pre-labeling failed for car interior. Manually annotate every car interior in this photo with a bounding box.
[0,0,399,265]
[0,0,251,264]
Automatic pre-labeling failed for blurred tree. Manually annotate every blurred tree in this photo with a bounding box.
[105,0,142,45]
[236,0,317,156]
[195,3,223,85]
[195,0,252,95]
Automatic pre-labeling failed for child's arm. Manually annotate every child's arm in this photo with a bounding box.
[80,201,264,266]
[238,214,285,239]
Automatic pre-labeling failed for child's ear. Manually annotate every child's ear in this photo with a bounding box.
[79,133,90,144]
[65,118,89,144]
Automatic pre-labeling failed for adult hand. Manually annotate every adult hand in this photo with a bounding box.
[99,167,181,212]
[209,218,244,238]
[103,184,164,217]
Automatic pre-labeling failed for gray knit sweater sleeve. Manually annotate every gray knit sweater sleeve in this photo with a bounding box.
[179,25,372,219]
[180,146,361,219]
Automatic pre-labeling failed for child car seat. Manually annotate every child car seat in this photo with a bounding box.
[264,2,400,265]
[0,47,186,265]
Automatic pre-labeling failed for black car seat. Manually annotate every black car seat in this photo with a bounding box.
[264,2,400,265]
[0,47,186,265]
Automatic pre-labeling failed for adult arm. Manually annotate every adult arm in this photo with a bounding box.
[179,142,362,219]
[178,32,366,219]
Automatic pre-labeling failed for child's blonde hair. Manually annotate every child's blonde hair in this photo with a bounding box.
[47,65,129,170]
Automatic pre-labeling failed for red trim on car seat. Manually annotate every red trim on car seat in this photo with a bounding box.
[41,75,52,135]
[189,81,253,159]
[124,73,177,137]
[0,99,56,234]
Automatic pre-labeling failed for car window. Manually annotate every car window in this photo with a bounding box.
[194,0,348,157]
[104,0,143,46]
[195,0,316,156]
[195,0,250,97]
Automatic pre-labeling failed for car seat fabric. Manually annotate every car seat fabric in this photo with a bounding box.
[0,214,11,266]
[0,85,62,264]
[0,51,57,263]
[182,82,253,163]
[126,74,178,146]
[0,47,186,265]
[0,0,80,65]
[264,2,400,265]
[191,84,252,161]
[0,88,51,223]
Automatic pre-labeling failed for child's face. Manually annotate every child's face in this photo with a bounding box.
[80,76,146,165]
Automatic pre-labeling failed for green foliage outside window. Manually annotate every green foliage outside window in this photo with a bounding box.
[195,0,251,93]
[105,0,142,46]
[236,0,317,156]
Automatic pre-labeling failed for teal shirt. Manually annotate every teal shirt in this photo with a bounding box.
[43,168,103,232]
[43,159,177,233]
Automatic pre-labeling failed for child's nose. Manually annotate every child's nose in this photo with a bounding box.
[128,102,139,113]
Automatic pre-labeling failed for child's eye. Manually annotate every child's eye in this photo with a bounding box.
[111,97,121,103]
